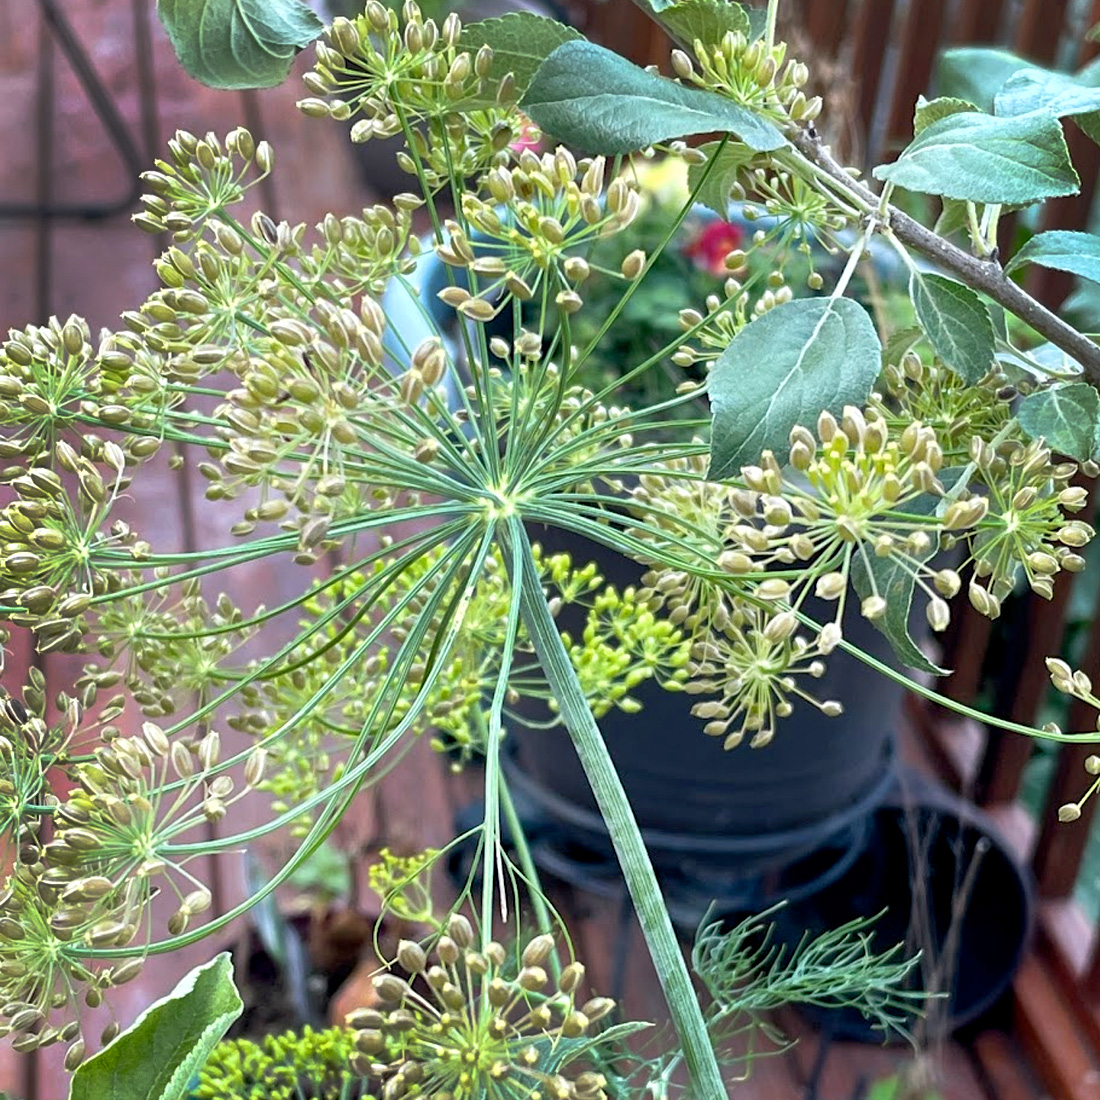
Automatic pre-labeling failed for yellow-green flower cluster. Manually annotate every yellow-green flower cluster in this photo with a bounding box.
[194,1025,372,1100]
[439,149,639,320]
[301,3,525,188]
[671,32,821,126]
[348,918,613,1100]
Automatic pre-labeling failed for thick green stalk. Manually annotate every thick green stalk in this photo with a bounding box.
[500,518,726,1100]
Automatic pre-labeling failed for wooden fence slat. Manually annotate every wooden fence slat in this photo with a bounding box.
[975,571,1077,806]
[804,0,851,60]
[971,1030,1046,1100]
[939,597,994,706]
[849,0,898,153]
[883,0,949,151]
[1014,953,1100,1100]
[950,0,1008,44]
[1014,0,1072,64]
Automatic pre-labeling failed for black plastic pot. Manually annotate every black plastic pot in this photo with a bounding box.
[508,526,903,916]
[774,768,1034,1039]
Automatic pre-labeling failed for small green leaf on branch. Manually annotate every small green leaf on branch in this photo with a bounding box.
[1006,230,1100,285]
[708,297,881,478]
[522,41,786,155]
[993,68,1100,123]
[873,111,1079,204]
[458,14,582,101]
[914,95,978,135]
[909,272,996,384]
[936,47,1032,112]
[1017,382,1100,463]
[156,0,323,90]
[688,140,756,218]
[659,0,750,49]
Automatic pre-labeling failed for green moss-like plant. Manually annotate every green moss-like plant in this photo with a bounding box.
[193,1026,373,1100]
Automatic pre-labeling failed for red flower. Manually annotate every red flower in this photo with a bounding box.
[682,219,745,276]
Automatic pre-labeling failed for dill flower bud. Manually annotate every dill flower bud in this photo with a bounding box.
[357,928,610,1099]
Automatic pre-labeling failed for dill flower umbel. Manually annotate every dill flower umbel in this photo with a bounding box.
[348,917,613,1100]
[194,1025,371,1100]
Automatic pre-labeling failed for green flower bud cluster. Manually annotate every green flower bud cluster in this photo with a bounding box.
[873,354,1014,465]
[440,150,638,318]
[672,32,821,127]
[133,127,272,242]
[0,670,71,867]
[347,916,613,1100]
[966,435,1090,609]
[194,1025,371,1100]
[562,581,692,718]
[0,872,137,1066]
[0,319,131,465]
[367,847,440,926]
[82,579,257,719]
[301,2,524,188]
[0,442,143,651]
[723,406,952,637]
[685,599,839,749]
[0,696,201,1063]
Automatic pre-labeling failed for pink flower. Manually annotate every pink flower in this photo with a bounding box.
[510,114,542,154]
[683,219,745,276]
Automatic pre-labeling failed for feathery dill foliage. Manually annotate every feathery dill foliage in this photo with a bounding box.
[0,0,1096,1087]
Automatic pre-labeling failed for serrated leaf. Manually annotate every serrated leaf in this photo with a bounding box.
[70,953,242,1100]
[458,14,582,101]
[659,0,749,49]
[914,95,977,135]
[522,41,786,155]
[909,272,996,384]
[883,324,923,366]
[993,68,1100,121]
[936,47,1032,112]
[850,488,948,677]
[913,98,977,241]
[156,0,323,90]
[708,297,881,477]
[1017,382,1100,462]
[873,111,1079,204]
[1005,229,1100,285]
[687,140,755,218]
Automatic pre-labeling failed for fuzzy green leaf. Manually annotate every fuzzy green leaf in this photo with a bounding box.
[911,96,977,240]
[156,0,322,89]
[1017,382,1100,462]
[873,111,1079,204]
[913,94,977,135]
[1006,229,1100,285]
[708,297,881,477]
[909,272,996,384]
[936,47,1031,112]
[70,954,242,1100]
[688,140,756,218]
[458,14,582,100]
[993,68,1100,122]
[522,41,786,155]
[659,0,749,49]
